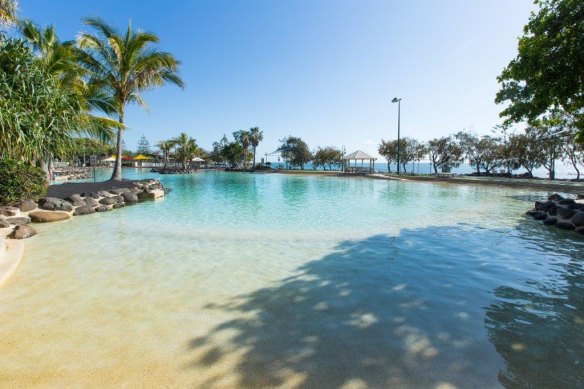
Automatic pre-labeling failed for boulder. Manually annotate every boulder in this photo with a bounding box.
[575,226,584,235]
[577,194,584,200]
[0,219,10,228]
[543,217,558,226]
[73,205,95,216]
[29,211,70,223]
[109,188,130,195]
[99,196,121,205]
[10,225,37,239]
[525,210,537,217]
[81,191,100,199]
[534,211,547,221]
[18,199,37,212]
[113,203,125,209]
[571,212,584,227]
[546,204,557,216]
[548,193,564,201]
[557,198,576,206]
[148,182,162,190]
[84,197,99,207]
[98,190,113,198]
[38,197,73,212]
[535,200,555,213]
[64,194,85,206]
[7,217,31,225]
[95,205,110,212]
[555,221,575,230]
[0,206,19,217]
[138,189,164,201]
[556,206,576,220]
[121,191,138,204]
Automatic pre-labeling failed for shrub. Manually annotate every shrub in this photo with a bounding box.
[0,158,47,205]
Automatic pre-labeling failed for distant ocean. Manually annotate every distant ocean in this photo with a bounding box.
[268,161,581,180]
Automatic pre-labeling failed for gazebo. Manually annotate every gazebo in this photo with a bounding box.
[342,150,377,174]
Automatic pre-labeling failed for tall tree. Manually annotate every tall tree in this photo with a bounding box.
[77,17,184,180]
[136,134,151,154]
[427,136,463,174]
[249,127,263,168]
[233,130,251,168]
[280,136,312,170]
[378,139,397,173]
[156,140,173,168]
[507,132,545,178]
[495,0,584,143]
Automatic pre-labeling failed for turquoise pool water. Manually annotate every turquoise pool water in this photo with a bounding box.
[1,170,583,387]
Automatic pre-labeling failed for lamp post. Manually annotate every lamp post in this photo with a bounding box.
[392,97,402,174]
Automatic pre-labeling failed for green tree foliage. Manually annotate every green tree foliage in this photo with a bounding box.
[221,142,244,168]
[495,0,584,143]
[77,17,184,180]
[378,139,397,173]
[0,158,46,205]
[455,131,503,175]
[313,147,343,170]
[507,132,545,178]
[137,134,151,154]
[172,132,198,169]
[233,130,251,168]
[156,140,173,168]
[427,136,463,174]
[0,38,111,168]
[280,136,312,170]
[0,0,17,28]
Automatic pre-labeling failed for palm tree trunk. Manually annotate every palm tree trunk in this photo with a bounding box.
[253,146,256,168]
[111,113,124,181]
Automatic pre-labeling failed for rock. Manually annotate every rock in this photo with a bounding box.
[556,221,575,230]
[535,200,555,213]
[577,194,584,200]
[0,206,19,217]
[99,196,121,205]
[131,188,142,194]
[65,194,85,207]
[38,197,73,212]
[98,190,113,198]
[109,188,130,195]
[18,199,37,212]
[546,204,557,216]
[0,220,10,228]
[84,197,99,207]
[81,191,100,199]
[73,205,95,216]
[543,217,558,226]
[571,212,584,227]
[29,211,70,223]
[95,205,110,212]
[557,198,576,206]
[575,227,584,235]
[556,206,576,220]
[526,210,537,217]
[534,211,547,221]
[121,191,138,204]
[148,182,162,190]
[138,189,164,201]
[548,193,564,201]
[10,225,37,239]
[113,203,125,209]
[6,217,31,225]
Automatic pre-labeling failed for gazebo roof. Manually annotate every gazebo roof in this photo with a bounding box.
[342,150,376,160]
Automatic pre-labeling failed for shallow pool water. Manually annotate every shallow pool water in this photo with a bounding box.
[1,170,583,388]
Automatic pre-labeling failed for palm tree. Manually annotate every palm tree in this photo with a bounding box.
[172,133,198,170]
[77,17,184,180]
[249,127,263,168]
[16,20,118,176]
[233,130,251,168]
[156,140,173,169]
[0,0,17,28]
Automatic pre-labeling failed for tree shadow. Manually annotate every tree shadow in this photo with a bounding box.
[185,224,529,388]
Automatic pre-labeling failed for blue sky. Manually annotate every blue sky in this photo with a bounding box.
[17,0,536,159]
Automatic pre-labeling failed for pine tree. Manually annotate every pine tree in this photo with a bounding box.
[137,134,151,154]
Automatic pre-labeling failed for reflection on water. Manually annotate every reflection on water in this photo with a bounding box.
[1,170,583,387]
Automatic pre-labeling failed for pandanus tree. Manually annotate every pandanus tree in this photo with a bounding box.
[77,17,184,180]
[249,127,263,168]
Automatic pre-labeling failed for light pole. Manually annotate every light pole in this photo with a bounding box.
[392,97,402,174]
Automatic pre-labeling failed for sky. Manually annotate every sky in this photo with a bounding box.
[16,0,536,159]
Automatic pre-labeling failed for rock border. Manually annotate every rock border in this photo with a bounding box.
[526,193,584,235]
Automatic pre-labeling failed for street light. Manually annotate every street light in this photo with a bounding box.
[392,97,402,174]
